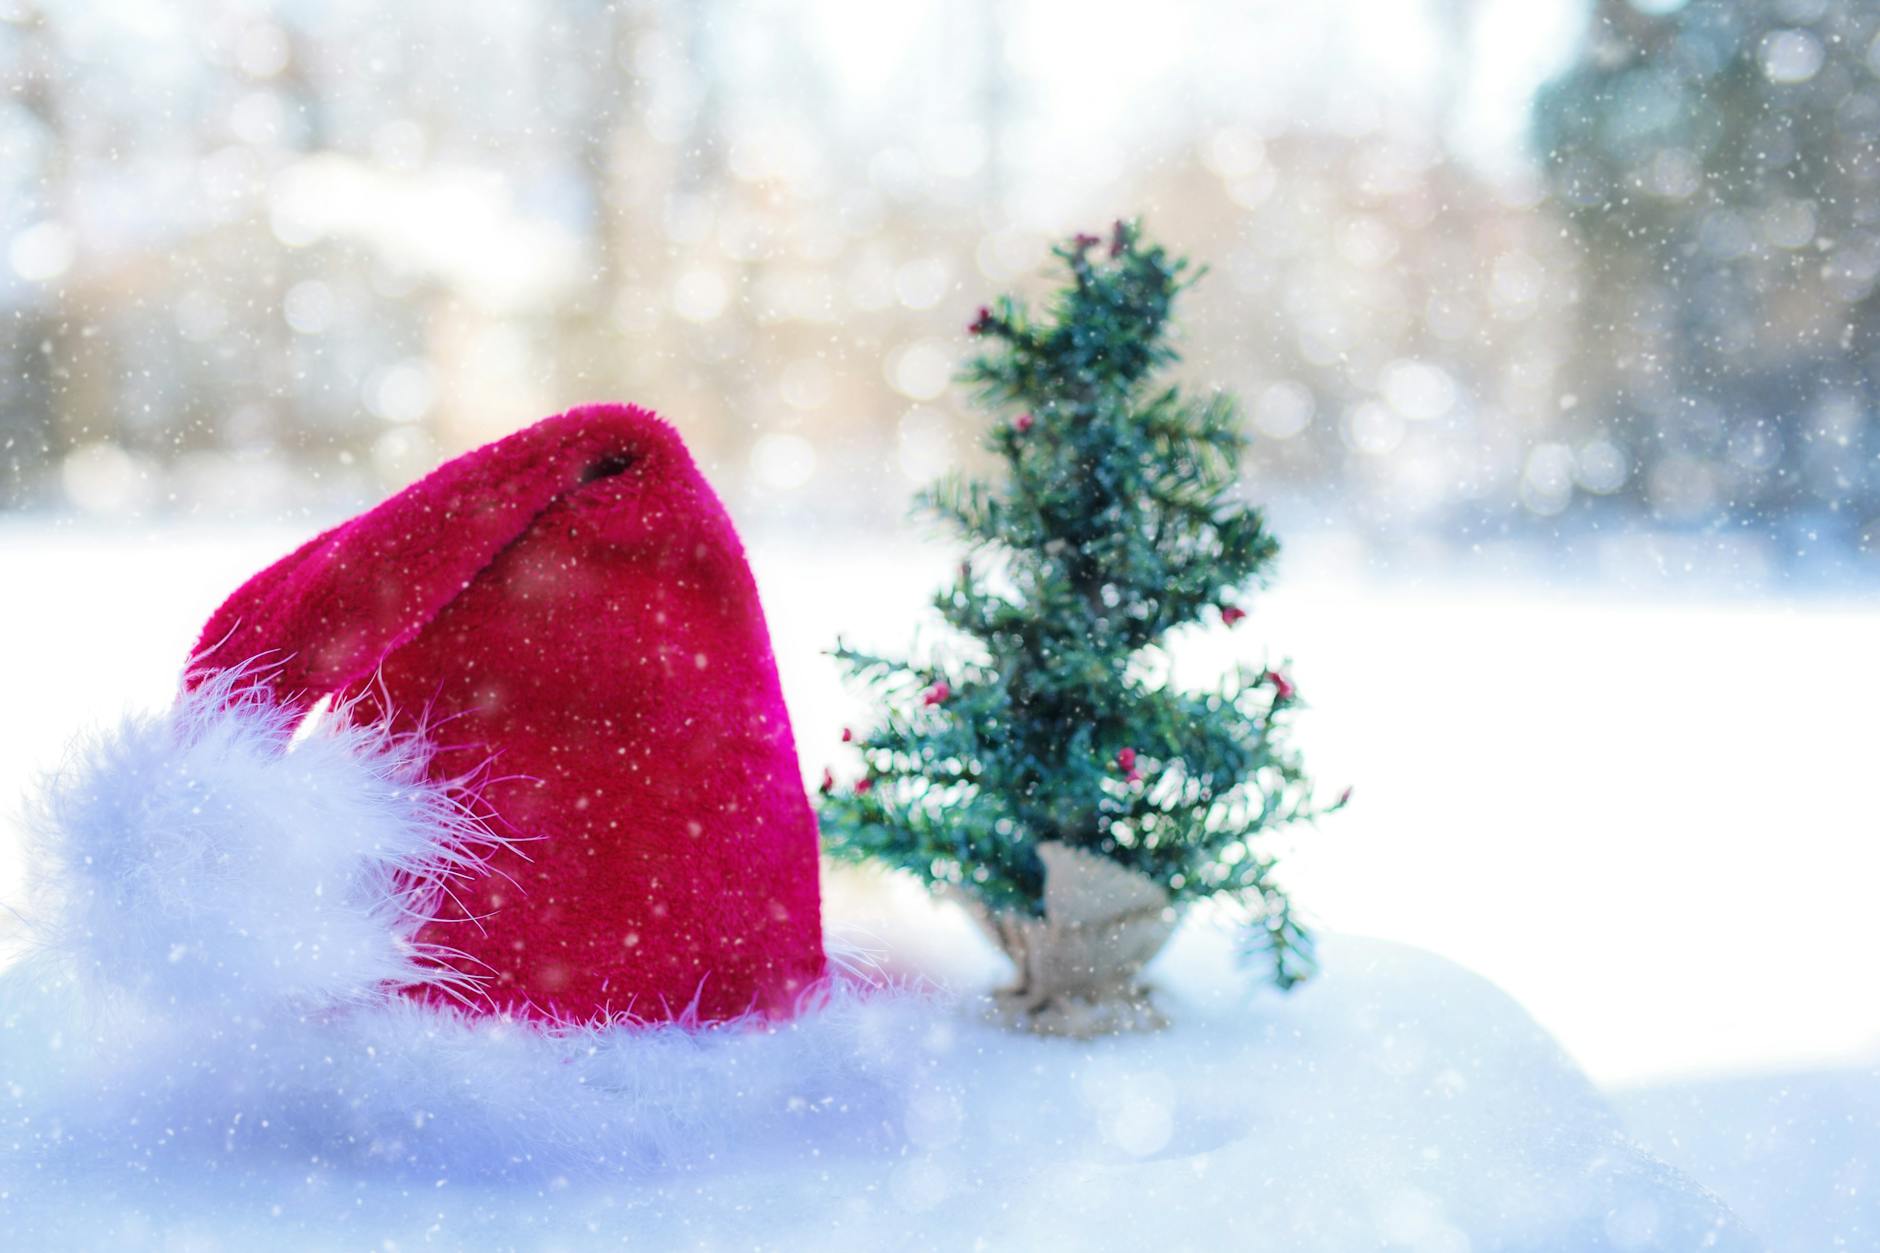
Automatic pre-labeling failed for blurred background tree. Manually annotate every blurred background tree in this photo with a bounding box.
[1,0,1874,580]
[1535,0,1880,552]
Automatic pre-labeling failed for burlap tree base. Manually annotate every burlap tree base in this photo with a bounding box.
[959,842,1179,1038]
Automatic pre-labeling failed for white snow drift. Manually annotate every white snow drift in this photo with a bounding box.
[0,677,1759,1250]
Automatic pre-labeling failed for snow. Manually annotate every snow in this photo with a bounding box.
[0,518,1874,1248]
[1616,1067,1880,1253]
[0,887,1753,1250]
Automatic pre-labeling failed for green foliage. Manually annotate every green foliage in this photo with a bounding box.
[818,221,1340,989]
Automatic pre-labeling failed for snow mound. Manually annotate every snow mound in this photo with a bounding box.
[1618,1065,1880,1253]
[0,692,1755,1247]
[0,928,1756,1250]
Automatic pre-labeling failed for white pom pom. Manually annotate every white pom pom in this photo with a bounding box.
[21,668,502,1011]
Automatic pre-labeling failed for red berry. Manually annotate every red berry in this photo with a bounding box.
[1072,232,1101,252]
[854,777,873,795]
[969,305,994,335]
[840,726,852,742]
[923,681,951,707]
[1265,669,1296,703]
[1116,746,1137,771]
[1125,768,1142,784]
[1014,412,1034,433]
[1221,605,1248,626]
[819,768,834,795]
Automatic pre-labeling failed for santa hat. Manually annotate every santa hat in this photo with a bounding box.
[146,403,824,1025]
[0,405,940,1183]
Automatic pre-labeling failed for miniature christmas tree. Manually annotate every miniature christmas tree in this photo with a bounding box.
[820,221,1341,1009]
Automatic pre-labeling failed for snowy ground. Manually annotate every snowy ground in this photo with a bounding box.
[0,517,1875,1249]
[0,909,1760,1251]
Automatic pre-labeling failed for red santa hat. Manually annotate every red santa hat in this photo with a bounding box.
[0,407,927,1180]
[164,402,827,1024]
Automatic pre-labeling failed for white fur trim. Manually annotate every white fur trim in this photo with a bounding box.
[17,668,501,1010]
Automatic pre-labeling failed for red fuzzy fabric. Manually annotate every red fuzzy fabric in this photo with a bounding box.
[191,404,825,1024]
